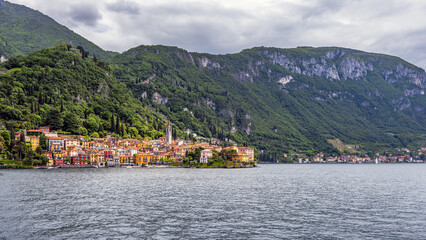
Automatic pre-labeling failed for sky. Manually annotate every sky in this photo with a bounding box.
[8,0,426,69]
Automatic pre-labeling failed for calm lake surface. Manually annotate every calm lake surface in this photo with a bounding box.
[0,164,425,239]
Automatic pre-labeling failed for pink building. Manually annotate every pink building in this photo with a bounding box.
[200,149,213,163]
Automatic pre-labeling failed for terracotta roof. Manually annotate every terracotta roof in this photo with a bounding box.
[48,137,64,140]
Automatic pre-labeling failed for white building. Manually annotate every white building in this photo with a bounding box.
[48,137,64,150]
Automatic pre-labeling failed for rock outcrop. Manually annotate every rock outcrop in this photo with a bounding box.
[152,92,168,105]
[260,50,373,81]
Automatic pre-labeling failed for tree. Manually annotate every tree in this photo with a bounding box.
[35,146,43,155]
[39,155,49,165]
[110,115,115,132]
[20,131,25,143]
[0,136,4,154]
[220,149,237,161]
[0,131,11,151]
[13,139,26,161]
[63,112,80,134]
[128,127,138,138]
[24,150,34,166]
[39,134,47,150]
[85,117,99,133]
[46,108,63,130]
[90,132,100,138]
[77,46,89,59]
[78,127,88,136]
[116,117,120,134]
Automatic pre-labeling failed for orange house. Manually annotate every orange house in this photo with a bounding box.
[134,153,153,165]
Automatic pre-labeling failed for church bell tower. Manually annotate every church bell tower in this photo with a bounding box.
[166,120,172,144]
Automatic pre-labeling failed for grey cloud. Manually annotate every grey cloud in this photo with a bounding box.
[106,0,140,15]
[69,4,102,27]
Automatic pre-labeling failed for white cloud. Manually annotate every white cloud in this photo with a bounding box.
[7,0,426,69]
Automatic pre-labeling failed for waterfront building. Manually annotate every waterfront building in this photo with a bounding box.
[238,147,254,161]
[200,149,213,163]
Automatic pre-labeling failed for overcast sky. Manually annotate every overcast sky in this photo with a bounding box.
[8,0,426,69]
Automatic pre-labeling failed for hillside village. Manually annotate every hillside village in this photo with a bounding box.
[11,121,255,168]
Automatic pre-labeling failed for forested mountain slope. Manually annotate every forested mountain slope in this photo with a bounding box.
[0,44,166,140]
[112,45,425,157]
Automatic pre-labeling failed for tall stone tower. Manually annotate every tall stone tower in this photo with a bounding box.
[166,120,172,144]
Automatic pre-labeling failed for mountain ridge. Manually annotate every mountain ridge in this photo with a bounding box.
[0,1,425,160]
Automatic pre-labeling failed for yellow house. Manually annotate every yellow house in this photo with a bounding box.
[53,151,63,160]
[226,146,249,162]
[29,136,40,151]
[87,149,97,164]
[50,143,61,152]
[233,153,249,162]
[137,141,151,149]
[120,155,133,164]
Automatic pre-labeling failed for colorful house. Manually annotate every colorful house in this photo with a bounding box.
[48,137,64,150]
[64,138,79,149]
[120,155,133,164]
[233,153,249,162]
[29,136,40,151]
[39,126,50,133]
[134,153,153,165]
[238,147,255,161]
[200,149,213,163]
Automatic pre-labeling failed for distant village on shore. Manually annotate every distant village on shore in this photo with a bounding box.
[10,121,255,168]
[298,149,425,164]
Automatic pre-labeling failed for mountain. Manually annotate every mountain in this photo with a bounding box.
[0,1,425,161]
[0,44,166,140]
[0,0,116,61]
[111,45,425,158]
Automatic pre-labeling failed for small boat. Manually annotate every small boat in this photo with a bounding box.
[126,166,132,169]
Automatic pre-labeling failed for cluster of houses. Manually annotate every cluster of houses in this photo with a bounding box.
[298,151,425,164]
[18,123,255,167]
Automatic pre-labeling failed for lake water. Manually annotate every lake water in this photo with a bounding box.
[0,164,425,239]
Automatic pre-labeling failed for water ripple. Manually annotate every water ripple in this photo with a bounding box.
[0,165,425,239]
